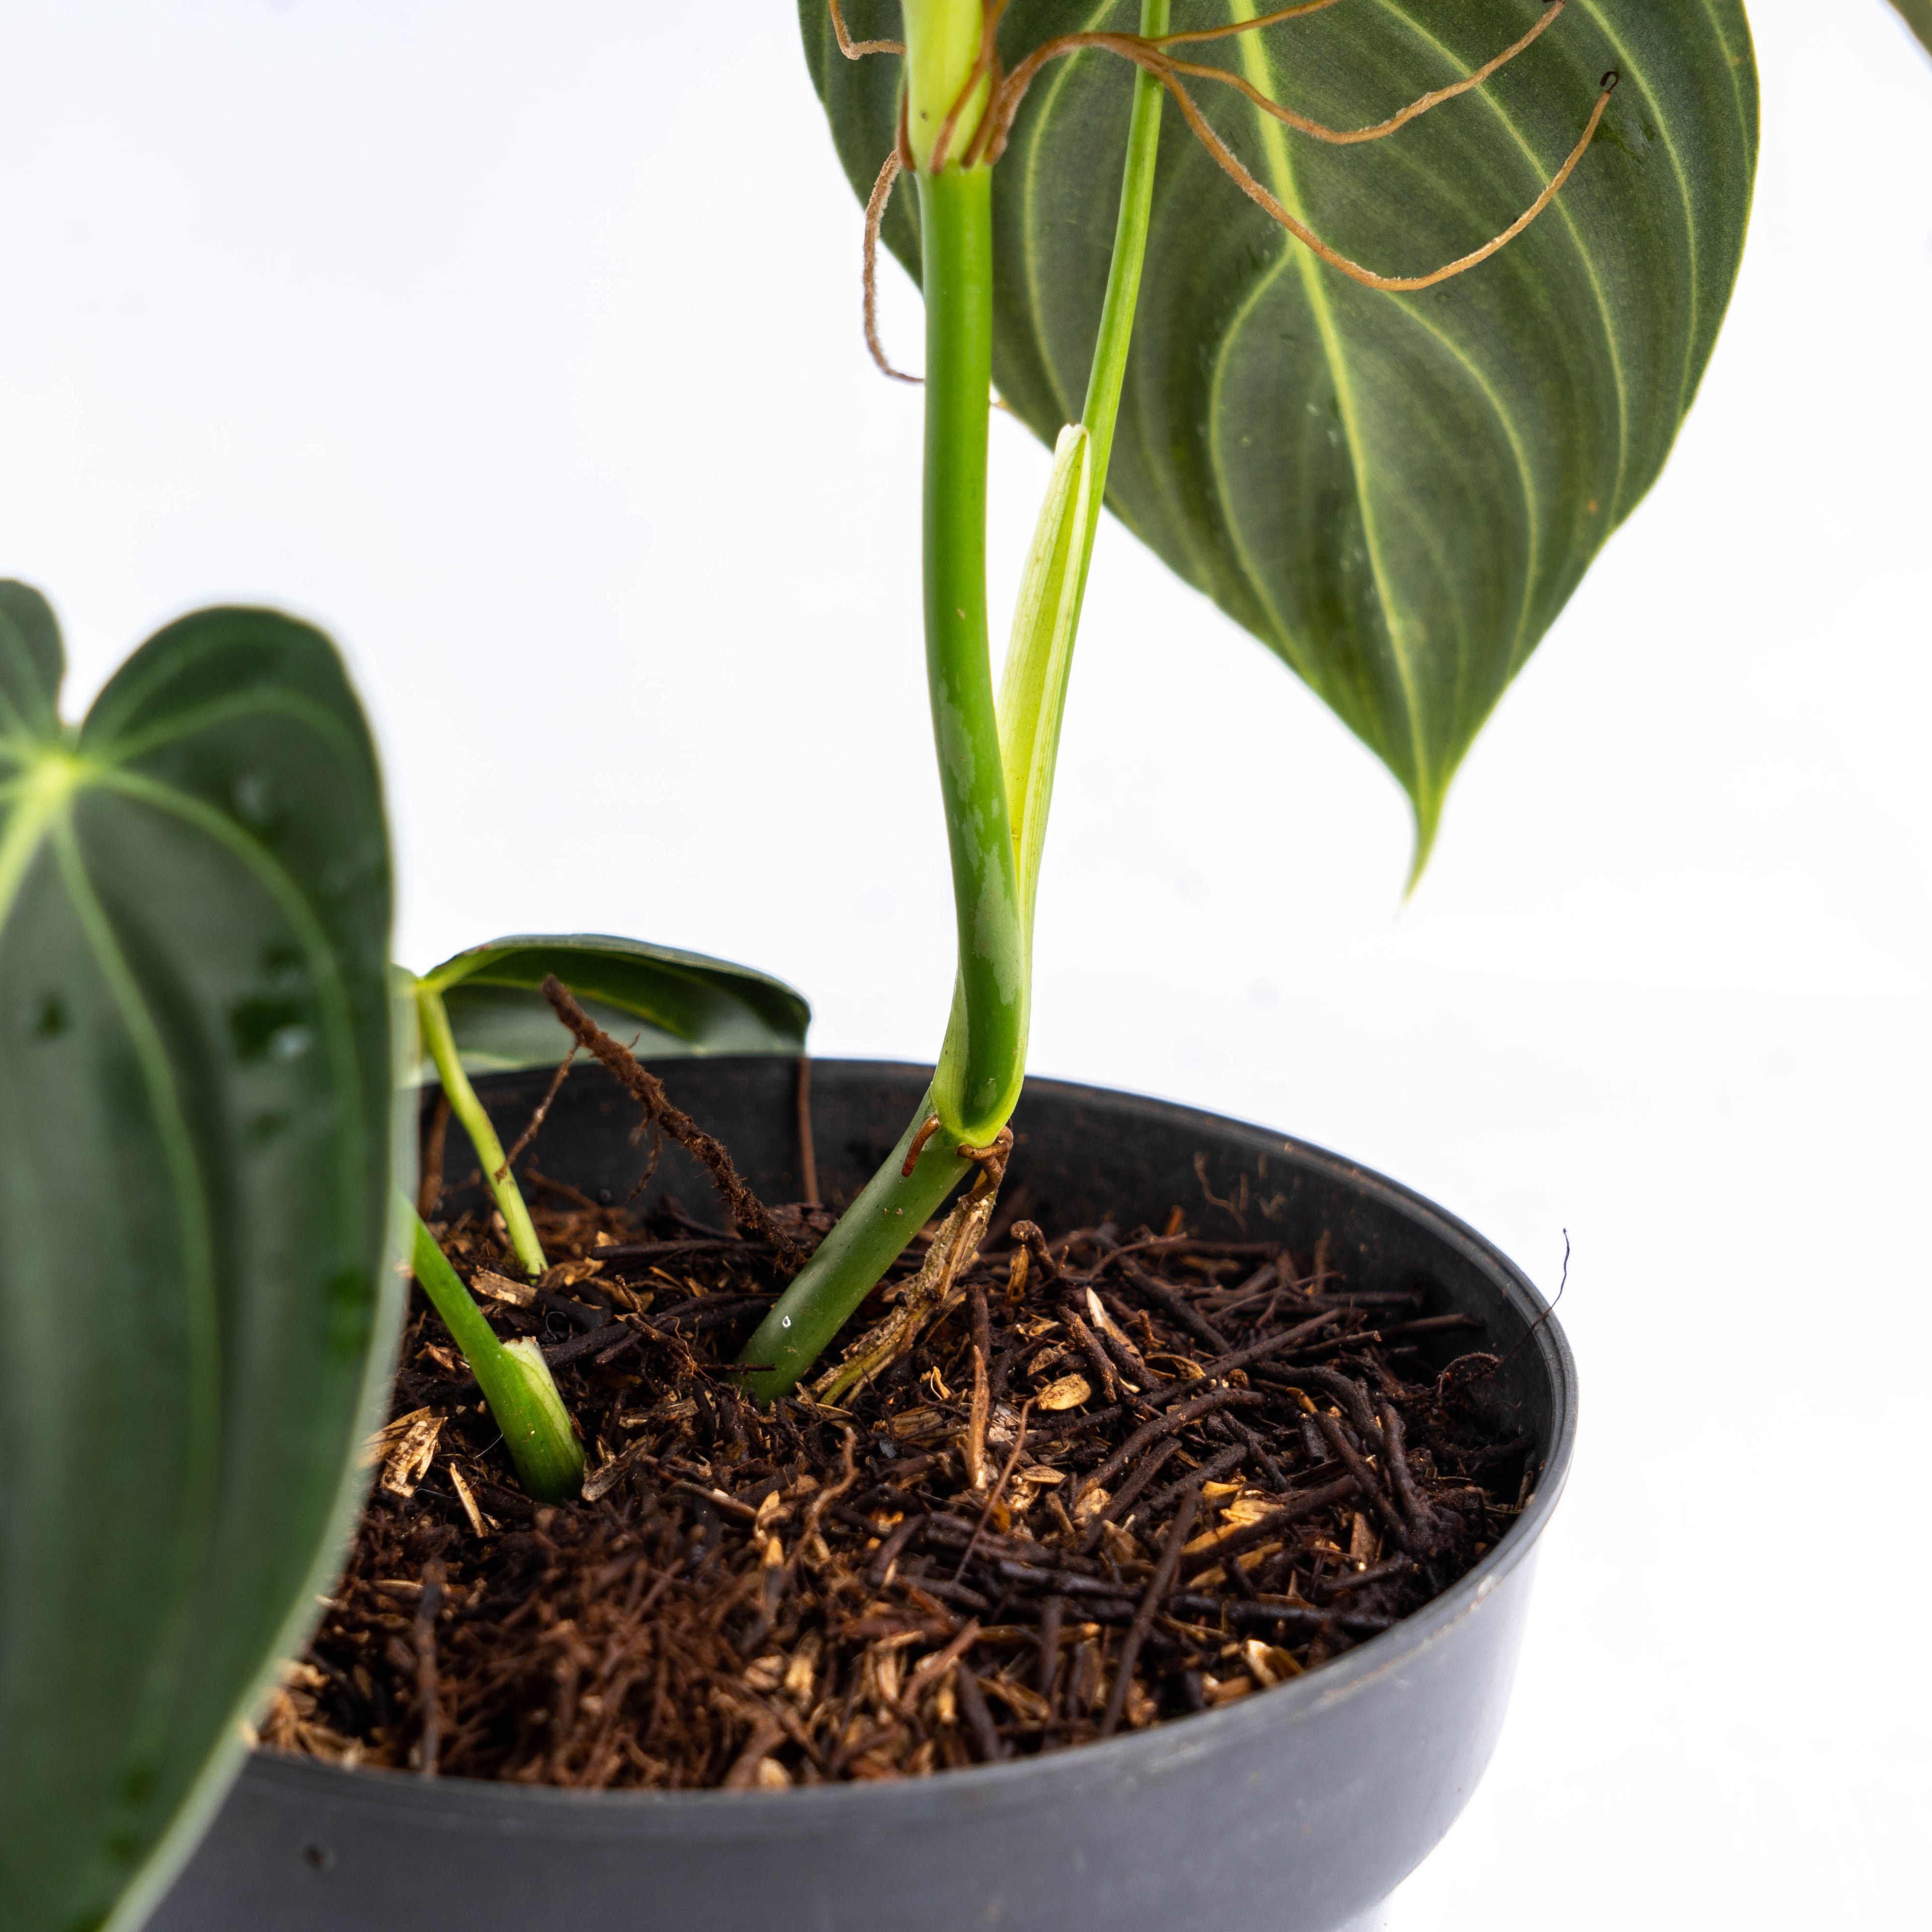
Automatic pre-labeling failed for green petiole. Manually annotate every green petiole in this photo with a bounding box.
[738,1,1169,1400]
[738,1088,971,1403]
[920,159,1027,1148]
[406,1201,584,1502]
[415,975,547,1279]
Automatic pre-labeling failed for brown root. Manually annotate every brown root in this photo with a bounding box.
[539,976,805,1270]
[828,0,902,60]
[1162,65,1616,293]
[1161,2,1567,149]
[863,146,921,386]
[968,0,1601,299]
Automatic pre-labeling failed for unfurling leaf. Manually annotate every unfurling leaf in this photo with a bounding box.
[803,1,1760,872]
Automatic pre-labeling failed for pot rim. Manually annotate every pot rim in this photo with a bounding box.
[277,1061,1575,1828]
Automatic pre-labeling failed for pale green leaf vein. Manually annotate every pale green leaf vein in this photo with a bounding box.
[91,767,369,1212]
[1233,0,1430,799]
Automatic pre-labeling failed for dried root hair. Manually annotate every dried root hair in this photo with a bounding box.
[835,0,1614,324]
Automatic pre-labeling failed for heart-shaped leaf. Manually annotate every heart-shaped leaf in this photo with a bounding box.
[0,590,400,1932]
[803,1,1759,866]
[420,934,809,1075]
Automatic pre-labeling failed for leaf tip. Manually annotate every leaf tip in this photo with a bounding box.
[1400,788,1444,904]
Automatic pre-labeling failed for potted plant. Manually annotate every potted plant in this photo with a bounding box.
[1,4,1762,1929]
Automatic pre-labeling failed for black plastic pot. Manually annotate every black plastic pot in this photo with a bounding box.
[152,1058,1575,1932]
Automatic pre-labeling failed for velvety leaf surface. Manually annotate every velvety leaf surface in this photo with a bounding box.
[0,592,399,1932]
[803,1,1759,861]
[421,934,810,1074]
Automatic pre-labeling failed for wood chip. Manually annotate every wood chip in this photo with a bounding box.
[1220,1493,1277,1528]
[888,1406,954,1442]
[583,1435,660,1503]
[1241,1637,1303,1688]
[1036,1373,1092,1412]
[306,1195,1524,1792]
[617,1396,694,1427]
[360,1405,434,1469]
[471,1269,535,1308]
[1349,1511,1381,1565]
[379,1412,442,1497]
[783,1633,820,1702]
[985,1402,1026,1446]
[448,1465,489,1537]
[979,1672,1050,1723]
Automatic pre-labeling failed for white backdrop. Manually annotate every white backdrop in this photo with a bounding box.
[1,2,1925,1925]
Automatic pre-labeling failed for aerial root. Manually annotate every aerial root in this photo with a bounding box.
[1147,0,1350,48]
[979,2,1568,166]
[839,0,1609,301]
[902,1113,944,1178]
[863,147,920,384]
[838,0,1607,370]
[828,0,901,60]
[1161,1,1568,149]
[1165,64,1618,293]
[956,1125,1014,1194]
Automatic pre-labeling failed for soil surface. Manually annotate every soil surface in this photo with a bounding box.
[272,1099,1537,1791]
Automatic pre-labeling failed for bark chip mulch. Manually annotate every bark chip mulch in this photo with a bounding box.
[269,1151,1538,1790]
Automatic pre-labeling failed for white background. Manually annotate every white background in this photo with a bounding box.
[2,2,1925,1925]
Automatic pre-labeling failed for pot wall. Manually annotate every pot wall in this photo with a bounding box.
[150,1059,1574,1932]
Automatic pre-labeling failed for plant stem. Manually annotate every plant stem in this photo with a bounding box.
[1079,0,1168,532]
[415,978,547,1279]
[920,162,1026,1147]
[903,0,994,170]
[737,1091,969,1404]
[737,8,1169,1401]
[405,1203,583,1502]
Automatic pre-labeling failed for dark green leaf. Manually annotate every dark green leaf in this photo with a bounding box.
[1891,0,1932,59]
[803,2,1759,865]
[0,593,400,1932]
[0,583,64,746]
[420,934,809,1074]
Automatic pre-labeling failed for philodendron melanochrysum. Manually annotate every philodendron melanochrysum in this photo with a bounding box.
[740,0,1758,1397]
[0,4,1766,1920]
